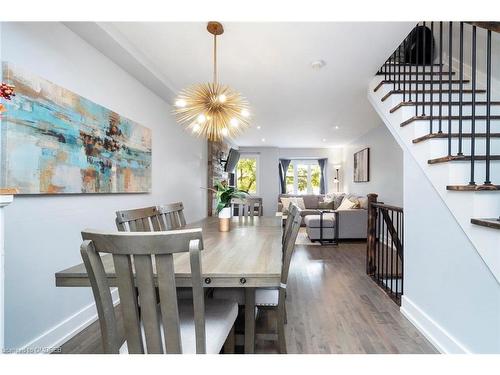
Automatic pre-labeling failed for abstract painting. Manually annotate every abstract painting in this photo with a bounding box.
[0,62,152,194]
[354,147,369,182]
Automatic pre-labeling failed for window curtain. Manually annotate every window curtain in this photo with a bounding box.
[279,159,291,194]
[318,158,328,194]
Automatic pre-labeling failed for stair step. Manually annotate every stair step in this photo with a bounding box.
[413,133,500,143]
[428,155,500,164]
[376,71,455,76]
[446,184,500,191]
[401,115,500,127]
[390,101,500,113]
[374,79,470,92]
[381,89,486,102]
[471,218,500,230]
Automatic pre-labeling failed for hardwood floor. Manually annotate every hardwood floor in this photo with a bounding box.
[56,239,437,354]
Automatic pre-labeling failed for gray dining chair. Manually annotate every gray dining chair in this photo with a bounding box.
[80,229,238,354]
[231,197,263,218]
[212,203,302,353]
[115,204,192,299]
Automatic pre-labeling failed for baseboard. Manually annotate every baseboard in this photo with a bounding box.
[400,296,470,354]
[18,288,120,354]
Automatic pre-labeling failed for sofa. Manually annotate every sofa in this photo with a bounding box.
[277,193,368,240]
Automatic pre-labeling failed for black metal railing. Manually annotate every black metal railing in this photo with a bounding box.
[376,22,499,195]
[366,194,404,305]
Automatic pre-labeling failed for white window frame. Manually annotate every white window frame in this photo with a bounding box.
[287,159,323,195]
[235,153,260,196]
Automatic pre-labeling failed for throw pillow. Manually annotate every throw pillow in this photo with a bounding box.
[337,197,357,210]
[324,193,345,209]
[358,197,368,209]
[318,201,334,210]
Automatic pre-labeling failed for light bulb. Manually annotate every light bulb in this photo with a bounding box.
[241,109,250,117]
[230,118,239,127]
[197,114,206,123]
[221,128,229,137]
[192,123,201,133]
[218,94,226,103]
[175,99,186,108]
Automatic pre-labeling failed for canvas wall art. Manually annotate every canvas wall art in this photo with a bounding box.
[354,147,369,182]
[0,62,152,194]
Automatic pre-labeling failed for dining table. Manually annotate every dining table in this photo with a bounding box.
[55,215,283,354]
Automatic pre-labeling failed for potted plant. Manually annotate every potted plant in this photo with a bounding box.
[208,181,248,232]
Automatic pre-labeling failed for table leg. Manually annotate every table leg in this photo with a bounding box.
[244,288,256,354]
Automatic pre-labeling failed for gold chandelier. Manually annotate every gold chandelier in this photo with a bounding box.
[173,21,250,142]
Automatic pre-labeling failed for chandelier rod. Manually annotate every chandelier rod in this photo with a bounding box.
[213,34,218,84]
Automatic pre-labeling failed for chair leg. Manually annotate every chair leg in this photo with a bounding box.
[277,305,287,354]
[223,325,235,354]
[284,303,288,325]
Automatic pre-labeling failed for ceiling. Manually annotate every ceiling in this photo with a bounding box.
[67,22,413,148]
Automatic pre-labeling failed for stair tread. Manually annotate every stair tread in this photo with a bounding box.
[401,115,500,127]
[382,89,486,102]
[447,184,500,191]
[428,155,500,164]
[413,133,500,143]
[471,218,500,230]
[377,71,455,76]
[374,79,470,92]
[390,101,500,113]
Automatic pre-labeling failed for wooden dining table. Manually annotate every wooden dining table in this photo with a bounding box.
[55,215,283,354]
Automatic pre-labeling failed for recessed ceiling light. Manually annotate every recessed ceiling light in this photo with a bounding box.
[322,138,327,142]
[311,60,326,69]
[257,126,261,130]
[261,138,266,142]
[334,126,340,130]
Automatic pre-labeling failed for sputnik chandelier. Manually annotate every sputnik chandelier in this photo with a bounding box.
[174,21,251,142]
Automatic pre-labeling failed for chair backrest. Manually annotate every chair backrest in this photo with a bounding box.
[157,202,187,230]
[282,202,298,245]
[115,202,187,232]
[115,206,162,232]
[231,197,263,218]
[280,204,302,287]
[80,228,206,354]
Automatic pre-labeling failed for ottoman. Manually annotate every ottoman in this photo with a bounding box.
[304,211,337,243]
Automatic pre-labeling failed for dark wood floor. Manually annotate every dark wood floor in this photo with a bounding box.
[56,239,437,354]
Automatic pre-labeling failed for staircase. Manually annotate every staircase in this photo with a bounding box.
[368,22,500,282]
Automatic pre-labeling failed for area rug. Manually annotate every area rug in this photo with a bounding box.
[295,228,322,246]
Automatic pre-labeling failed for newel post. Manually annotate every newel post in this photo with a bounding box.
[366,193,378,275]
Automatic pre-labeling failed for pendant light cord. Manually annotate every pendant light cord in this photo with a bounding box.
[213,34,218,84]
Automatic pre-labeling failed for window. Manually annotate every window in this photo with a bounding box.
[285,160,323,195]
[236,155,258,194]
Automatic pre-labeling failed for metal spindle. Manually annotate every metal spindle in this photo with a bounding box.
[439,21,443,133]
[398,44,401,91]
[395,212,399,295]
[385,209,389,291]
[377,209,381,281]
[390,210,394,294]
[416,23,420,116]
[458,22,464,155]
[422,22,426,116]
[403,38,407,102]
[448,22,453,156]
[430,21,434,133]
[470,26,477,186]
[485,30,492,185]
[401,213,404,297]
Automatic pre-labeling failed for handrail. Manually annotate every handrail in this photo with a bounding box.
[371,202,404,213]
[467,22,500,34]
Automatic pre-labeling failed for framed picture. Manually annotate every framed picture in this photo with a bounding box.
[354,147,370,182]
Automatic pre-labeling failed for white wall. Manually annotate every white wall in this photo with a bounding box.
[1,22,207,350]
[238,147,343,216]
[343,123,403,206]
[402,153,500,353]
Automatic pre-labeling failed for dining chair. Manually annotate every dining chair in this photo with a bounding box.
[80,228,238,354]
[115,204,192,299]
[213,203,302,353]
[157,202,187,230]
[231,197,263,218]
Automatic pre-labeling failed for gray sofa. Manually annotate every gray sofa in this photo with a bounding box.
[277,193,368,240]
